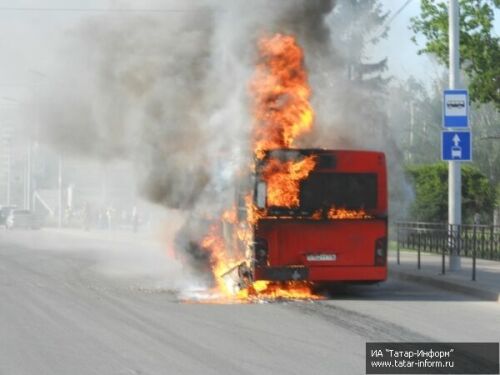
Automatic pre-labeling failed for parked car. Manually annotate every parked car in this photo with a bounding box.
[0,206,16,228]
[5,209,42,230]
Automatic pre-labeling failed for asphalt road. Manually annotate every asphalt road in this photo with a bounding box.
[1,229,499,375]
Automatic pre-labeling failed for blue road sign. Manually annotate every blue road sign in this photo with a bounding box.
[443,89,469,128]
[442,131,472,161]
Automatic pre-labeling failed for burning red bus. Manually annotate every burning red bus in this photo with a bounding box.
[229,148,388,287]
[188,34,388,300]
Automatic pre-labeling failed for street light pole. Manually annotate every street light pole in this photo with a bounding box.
[25,142,32,210]
[6,133,11,205]
[448,0,461,271]
[58,156,63,228]
[1,100,16,206]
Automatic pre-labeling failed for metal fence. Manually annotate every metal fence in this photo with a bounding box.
[395,222,500,280]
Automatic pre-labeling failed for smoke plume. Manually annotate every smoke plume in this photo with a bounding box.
[37,0,409,274]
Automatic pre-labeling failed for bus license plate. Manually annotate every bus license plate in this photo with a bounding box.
[307,254,336,262]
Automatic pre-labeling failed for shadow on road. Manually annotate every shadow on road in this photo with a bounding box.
[313,277,486,302]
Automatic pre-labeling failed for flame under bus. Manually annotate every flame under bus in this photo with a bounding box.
[240,149,388,284]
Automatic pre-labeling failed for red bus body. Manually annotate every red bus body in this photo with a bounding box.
[250,149,388,283]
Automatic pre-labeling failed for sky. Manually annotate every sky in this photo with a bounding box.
[0,0,498,105]
[376,0,443,83]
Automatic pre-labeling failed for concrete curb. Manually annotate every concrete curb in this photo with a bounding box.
[389,268,500,303]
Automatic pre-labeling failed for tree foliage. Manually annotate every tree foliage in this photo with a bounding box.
[410,0,500,109]
[406,163,496,222]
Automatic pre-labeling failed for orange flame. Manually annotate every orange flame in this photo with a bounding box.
[199,220,321,302]
[200,222,235,295]
[327,206,372,220]
[261,155,316,208]
[238,281,321,300]
[221,207,237,224]
[193,34,322,303]
[245,194,264,226]
[251,33,314,159]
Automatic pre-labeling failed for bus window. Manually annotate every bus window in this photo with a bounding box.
[300,173,377,210]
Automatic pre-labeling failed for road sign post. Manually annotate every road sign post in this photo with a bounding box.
[442,87,470,271]
[447,0,463,272]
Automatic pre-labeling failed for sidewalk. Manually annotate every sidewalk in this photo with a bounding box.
[389,249,500,302]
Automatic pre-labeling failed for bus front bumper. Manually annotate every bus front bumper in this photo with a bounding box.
[254,265,387,282]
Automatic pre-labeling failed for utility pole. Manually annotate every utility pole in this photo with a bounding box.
[6,131,11,205]
[448,0,461,271]
[409,101,415,163]
[58,156,63,228]
[25,142,32,210]
[0,124,10,205]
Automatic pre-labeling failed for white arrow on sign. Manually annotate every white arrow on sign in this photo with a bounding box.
[452,134,461,147]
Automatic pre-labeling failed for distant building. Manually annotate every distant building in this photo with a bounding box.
[0,121,27,208]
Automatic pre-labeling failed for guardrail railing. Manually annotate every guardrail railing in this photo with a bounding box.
[395,222,500,281]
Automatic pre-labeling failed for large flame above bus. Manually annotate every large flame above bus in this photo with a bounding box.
[250,34,317,210]
[250,34,314,159]
[190,34,374,303]
[195,34,320,302]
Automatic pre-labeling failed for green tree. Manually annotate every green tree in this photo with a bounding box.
[406,163,496,222]
[410,0,500,109]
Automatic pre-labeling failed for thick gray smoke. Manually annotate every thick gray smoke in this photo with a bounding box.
[39,0,346,211]
[38,0,409,274]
